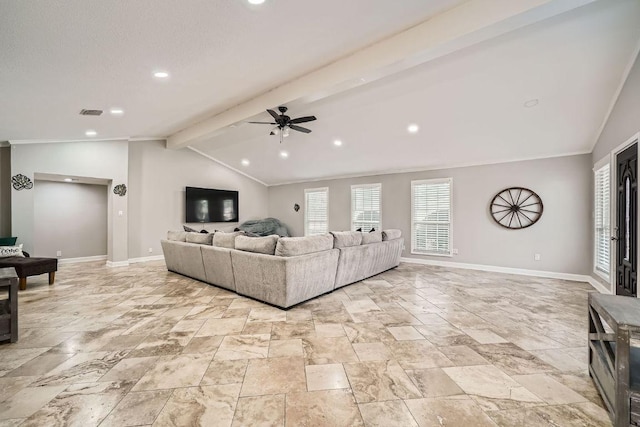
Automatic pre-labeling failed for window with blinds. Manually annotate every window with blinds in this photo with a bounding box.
[304,187,328,236]
[351,184,381,232]
[594,164,610,279]
[411,178,452,256]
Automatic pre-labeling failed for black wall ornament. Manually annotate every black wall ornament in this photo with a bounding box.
[294,203,300,212]
[490,187,543,229]
[113,184,127,196]
[11,174,33,190]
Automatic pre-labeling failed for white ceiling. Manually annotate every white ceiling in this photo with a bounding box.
[2,1,639,186]
[0,0,464,141]
[191,0,640,185]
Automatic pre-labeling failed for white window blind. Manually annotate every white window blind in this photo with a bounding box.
[594,164,610,278]
[351,184,381,232]
[304,187,328,236]
[411,178,452,256]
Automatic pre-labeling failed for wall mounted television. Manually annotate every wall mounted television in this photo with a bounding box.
[185,187,239,223]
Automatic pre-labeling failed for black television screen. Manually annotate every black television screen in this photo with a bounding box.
[185,187,239,223]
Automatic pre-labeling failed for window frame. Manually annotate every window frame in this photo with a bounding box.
[593,156,611,283]
[410,177,453,257]
[304,187,329,236]
[350,183,382,232]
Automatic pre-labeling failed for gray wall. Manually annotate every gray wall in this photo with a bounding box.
[34,181,107,259]
[11,140,129,262]
[0,146,10,236]
[269,154,592,275]
[127,140,268,259]
[592,54,640,163]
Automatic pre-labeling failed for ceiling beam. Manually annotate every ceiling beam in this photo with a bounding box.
[167,0,596,149]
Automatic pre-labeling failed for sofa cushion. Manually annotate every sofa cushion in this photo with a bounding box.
[331,231,362,248]
[0,244,24,258]
[382,229,402,241]
[212,231,244,249]
[275,234,333,257]
[362,230,383,244]
[167,231,187,242]
[235,235,279,255]
[186,232,213,245]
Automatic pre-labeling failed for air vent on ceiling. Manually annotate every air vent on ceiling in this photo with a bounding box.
[79,109,103,116]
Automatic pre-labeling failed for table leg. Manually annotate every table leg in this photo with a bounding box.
[49,272,55,285]
[18,277,26,291]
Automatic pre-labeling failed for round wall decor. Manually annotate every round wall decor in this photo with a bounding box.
[490,187,543,229]
[11,174,33,190]
[113,184,127,196]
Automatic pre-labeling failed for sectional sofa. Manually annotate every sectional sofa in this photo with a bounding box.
[160,229,403,309]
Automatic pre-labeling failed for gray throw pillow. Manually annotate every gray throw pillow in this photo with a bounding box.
[275,234,333,257]
[167,231,187,242]
[212,231,244,249]
[235,235,279,255]
[330,231,363,248]
[362,230,383,244]
[186,232,213,245]
[382,229,402,241]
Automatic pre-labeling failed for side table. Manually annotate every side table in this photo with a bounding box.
[588,292,640,426]
[0,267,18,343]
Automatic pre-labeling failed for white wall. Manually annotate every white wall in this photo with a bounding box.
[127,140,268,259]
[11,140,128,262]
[0,146,10,236]
[269,154,592,275]
[34,181,107,259]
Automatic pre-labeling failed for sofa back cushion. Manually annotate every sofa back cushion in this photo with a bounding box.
[275,234,333,257]
[362,230,383,244]
[186,232,213,245]
[382,229,402,241]
[330,231,363,248]
[167,231,188,242]
[213,231,244,249]
[235,235,279,255]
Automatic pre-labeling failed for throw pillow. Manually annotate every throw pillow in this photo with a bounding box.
[183,225,198,232]
[0,244,24,258]
[356,228,362,232]
[369,228,376,232]
[186,232,213,245]
[212,231,244,249]
[0,237,17,246]
[382,229,402,241]
[235,235,279,255]
[362,230,383,244]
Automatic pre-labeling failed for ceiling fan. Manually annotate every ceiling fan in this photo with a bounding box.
[248,106,316,142]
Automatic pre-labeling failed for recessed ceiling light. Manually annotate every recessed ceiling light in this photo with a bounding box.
[153,71,169,79]
[248,0,265,4]
[241,159,250,166]
[407,124,419,134]
[280,151,289,159]
[110,108,124,115]
[64,178,73,182]
[85,130,97,137]
[524,99,539,108]
[333,139,343,146]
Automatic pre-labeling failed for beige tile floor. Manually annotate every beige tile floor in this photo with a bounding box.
[0,261,611,426]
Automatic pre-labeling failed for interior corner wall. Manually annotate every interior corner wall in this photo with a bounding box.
[268,154,592,275]
[127,140,268,259]
[34,181,108,259]
[11,140,129,262]
[0,146,11,236]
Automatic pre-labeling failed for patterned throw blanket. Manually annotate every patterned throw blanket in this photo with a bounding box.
[237,218,289,237]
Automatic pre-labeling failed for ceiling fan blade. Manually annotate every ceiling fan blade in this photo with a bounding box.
[289,116,316,124]
[247,121,276,124]
[289,124,312,133]
[267,109,280,121]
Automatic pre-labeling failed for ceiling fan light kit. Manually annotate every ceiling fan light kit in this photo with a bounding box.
[248,106,316,143]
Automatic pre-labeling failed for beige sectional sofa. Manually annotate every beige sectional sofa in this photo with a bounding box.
[160,229,403,309]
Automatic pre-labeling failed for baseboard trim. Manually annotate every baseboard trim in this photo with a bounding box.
[586,276,612,295]
[399,257,606,292]
[58,255,107,265]
[106,260,130,268]
[129,255,165,264]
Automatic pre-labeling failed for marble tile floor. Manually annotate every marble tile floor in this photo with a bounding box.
[0,260,611,426]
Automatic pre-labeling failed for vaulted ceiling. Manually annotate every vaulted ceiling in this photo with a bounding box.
[2,1,639,185]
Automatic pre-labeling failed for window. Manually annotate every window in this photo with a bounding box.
[594,162,610,279]
[351,183,381,231]
[411,178,452,256]
[304,187,328,236]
